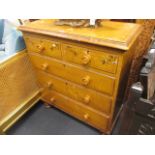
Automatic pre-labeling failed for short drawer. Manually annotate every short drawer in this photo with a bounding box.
[29,54,115,95]
[37,71,112,114]
[62,44,119,74]
[24,36,61,59]
[42,90,109,132]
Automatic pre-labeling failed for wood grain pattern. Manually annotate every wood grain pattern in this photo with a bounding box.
[29,53,116,96]
[42,89,110,132]
[19,19,142,50]
[36,70,112,114]
[62,43,119,74]
[24,35,62,59]
[19,20,142,133]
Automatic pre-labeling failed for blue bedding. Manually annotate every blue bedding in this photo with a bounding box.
[0,19,25,62]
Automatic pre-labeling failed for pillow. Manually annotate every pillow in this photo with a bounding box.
[2,20,25,55]
[0,19,26,61]
[4,30,25,55]
[0,44,5,51]
[0,19,4,44]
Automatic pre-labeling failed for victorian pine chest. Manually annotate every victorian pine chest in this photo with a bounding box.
[19,19,142,134]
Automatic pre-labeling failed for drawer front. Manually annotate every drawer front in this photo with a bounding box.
[29,54,115,95]
[62,44,119,74]
[24,36,61,59]
[37,71,112,114]
[42,90,109,132]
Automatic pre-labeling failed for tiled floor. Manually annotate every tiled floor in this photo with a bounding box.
[7,101,121,135]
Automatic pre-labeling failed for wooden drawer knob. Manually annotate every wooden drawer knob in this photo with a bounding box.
[84,95,90,104]
[50,43,57,50]
[84,113,89,120]
[47,81,53,88]
[52,43,57,48]
[50,97,55,103]
[82,75,90,86]
[37,44,44,52]
[82,55,91,65]
[41,63,48,71]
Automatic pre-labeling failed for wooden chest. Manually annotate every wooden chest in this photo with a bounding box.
[19,19,142,134]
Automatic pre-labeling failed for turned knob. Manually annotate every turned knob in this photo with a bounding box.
[37,44,44,52]
[50,97,55,103]
[84,114,89,120]
[84,95,90,104]
[82,55,91,65]
[51,43,57,48]
[41,63,48,71]
[47,81,53,88]
[82,75,90,86]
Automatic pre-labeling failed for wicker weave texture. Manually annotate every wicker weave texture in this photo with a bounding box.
[0,52,40,121]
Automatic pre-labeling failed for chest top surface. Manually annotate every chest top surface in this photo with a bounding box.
[19,19,142,51]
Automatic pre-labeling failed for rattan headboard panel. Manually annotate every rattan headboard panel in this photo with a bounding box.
[0,52,40,121]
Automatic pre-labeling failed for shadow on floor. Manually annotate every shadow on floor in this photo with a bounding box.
[7,101,121,135]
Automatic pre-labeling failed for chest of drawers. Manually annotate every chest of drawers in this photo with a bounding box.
[19,19,142,134]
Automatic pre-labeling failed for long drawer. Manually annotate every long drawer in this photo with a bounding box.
[29,53,115,96]
[37,70,112,114]
[24,36,61,59]
[42,90,109,132]
[62,44,119,74]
